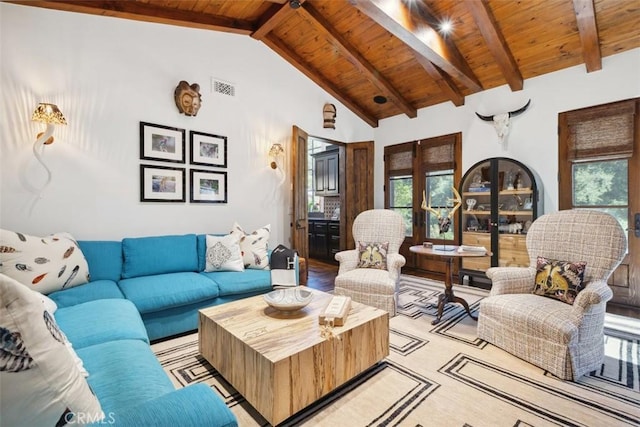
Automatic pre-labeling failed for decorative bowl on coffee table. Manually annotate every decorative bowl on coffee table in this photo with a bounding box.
[264,287,313,312]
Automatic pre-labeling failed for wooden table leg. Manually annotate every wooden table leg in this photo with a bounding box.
[431,257,477,325]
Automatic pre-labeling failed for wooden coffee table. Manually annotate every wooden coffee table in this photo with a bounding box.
[198,288,389,426]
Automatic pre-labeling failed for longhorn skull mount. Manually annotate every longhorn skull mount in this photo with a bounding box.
[475,99,531,144]
[421,187,462,234]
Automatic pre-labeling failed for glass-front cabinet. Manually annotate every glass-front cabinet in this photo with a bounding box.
[459,157,542,287]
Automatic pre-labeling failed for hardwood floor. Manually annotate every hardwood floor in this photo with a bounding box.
[306,258,338,292]
[305,257,639,320]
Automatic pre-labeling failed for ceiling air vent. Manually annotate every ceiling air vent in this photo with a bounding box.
[211,78,236,97]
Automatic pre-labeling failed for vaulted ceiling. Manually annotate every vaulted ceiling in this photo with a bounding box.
[9,0,640,127]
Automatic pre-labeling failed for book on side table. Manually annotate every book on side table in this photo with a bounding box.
[457,245,487,254]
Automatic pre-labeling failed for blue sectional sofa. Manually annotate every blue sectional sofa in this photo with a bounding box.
[36,233,287,426]
[49,233,278,341]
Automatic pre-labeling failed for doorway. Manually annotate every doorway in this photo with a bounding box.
[290,126,374,262]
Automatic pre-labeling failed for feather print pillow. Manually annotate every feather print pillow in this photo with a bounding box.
[0,229,90,294]
[229,222,270,269]
[0,273,103,426]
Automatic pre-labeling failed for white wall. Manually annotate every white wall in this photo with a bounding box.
[374,48,640,213]
[0,3,373,244]
[2,3,639,245]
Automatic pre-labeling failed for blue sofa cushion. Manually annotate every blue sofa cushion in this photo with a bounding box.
[202,269,272,296]
[119,272,219,314]
[55,299,149,348]
[48,279,124,308]
[122,234,198,279]
[77,339,175,413]
[102,384,237,427]
[78,240,123,282]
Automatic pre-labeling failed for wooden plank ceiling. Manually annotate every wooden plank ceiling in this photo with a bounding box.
[10,0,640,127]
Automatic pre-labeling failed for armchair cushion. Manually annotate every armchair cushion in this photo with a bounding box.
[533,256,586,305]
[357,241,388,269]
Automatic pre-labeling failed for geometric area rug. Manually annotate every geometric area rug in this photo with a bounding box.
[152,275,640,426]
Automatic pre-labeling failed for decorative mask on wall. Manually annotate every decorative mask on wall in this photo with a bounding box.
[323,103,336,129]
[174,81,202,116]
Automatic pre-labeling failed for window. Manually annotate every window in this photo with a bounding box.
[572,159,629,231]
[558,97,639,298]
[384,133,461,244]
[307,138,332,213]
[425,170,455,240]
[559,98,636,235]
[389,175,413,236]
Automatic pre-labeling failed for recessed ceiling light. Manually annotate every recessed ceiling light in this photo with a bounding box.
[373,95,388,104]
[439,19,453,34]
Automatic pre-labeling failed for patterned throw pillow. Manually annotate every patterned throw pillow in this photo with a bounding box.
[533,256,587,305]
[357,241,389,270]
[204,234,244,272]
[0,230,90,294]
[0,274,103,426]
[230,222,270,270]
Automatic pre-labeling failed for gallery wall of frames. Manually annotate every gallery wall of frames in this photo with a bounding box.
[139,121,228,204]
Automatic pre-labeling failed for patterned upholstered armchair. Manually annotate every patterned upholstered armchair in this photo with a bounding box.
[478,210,627,380]
[334,209,406,316]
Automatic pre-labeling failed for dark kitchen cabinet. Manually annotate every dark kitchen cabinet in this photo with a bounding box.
[312,149,339,196]
[308,219,340,261]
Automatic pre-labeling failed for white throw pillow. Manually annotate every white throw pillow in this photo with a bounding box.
[0,229,90,294]
[230,222,270,270]
[204,234,245,272]
[0,273,103,426]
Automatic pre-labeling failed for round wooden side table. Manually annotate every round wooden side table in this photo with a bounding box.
[409,245,491,325]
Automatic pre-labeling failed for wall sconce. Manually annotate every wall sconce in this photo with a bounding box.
[31,103,67,194]
[269,143,284,169]
[323,103,336,129]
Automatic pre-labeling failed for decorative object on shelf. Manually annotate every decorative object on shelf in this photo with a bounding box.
[475,99,531,146]
[269,143,284,169]
[524,197,533,210]
[174,80,201,116]
[30,103,67,198]
[422,187,462,234]
[323,103,336,129]
[189,169,227,204]
[466,198,477,211]
[140,122,185,163]
[189,131,227,168]
[139,164,185,202]
[263,287,313,312]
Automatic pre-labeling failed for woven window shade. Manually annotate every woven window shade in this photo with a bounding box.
[421,141,454,170]
[388,150,413,172]
[567,100,635,161]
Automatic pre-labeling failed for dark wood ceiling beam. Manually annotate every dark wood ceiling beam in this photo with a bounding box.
[572,0,602,72]
[263,34,379,128]
[414,57,465,107]
[465,0,523,91]
[252,1,301,40]
[302,3,416,119]
[352,0,482,93]
[8,0,255,35]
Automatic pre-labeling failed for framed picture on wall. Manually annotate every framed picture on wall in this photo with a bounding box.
[140,122,186,163]
[140,164,185,202]
[190,131,227,167]
[190,169,227,203]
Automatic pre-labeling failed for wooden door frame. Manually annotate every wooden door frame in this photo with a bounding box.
[291,126,309,260]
